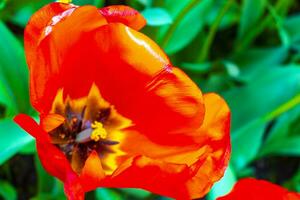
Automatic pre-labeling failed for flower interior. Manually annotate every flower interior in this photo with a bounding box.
[48,84,131,174]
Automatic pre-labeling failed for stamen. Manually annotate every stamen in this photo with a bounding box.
[91,121,107,142]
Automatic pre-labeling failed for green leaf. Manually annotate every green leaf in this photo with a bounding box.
[35,154,56,194]
[0,180,17,200]
[231,119,267,170]
[0,118,34,165]
[232,47,289,82]
[181,62,212,74]
[93,0,104,7]
[207,165,236,200]
[96,188,122,200]
[0,0,7,10]
[0,71,17,116]
[238,0,266,38]
[206,1,239,30]
[0,21,30,115]
[19,139,36,155]
[259,105,300,157]
[119,188,151,199]
[225,66,300,169]
[142,8,172,26]
[159,0,214,54]
[224,65,300,131]
[260,137,300,156]
[284,13,300,43]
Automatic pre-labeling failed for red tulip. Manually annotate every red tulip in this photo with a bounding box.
[218,178,300,200]
[14,2,231,199]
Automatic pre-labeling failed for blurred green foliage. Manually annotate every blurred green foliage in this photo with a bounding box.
[0,0,300,199]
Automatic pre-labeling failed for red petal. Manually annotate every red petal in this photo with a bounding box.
[99,5,146,30]
[112,93,230,199]
[28,17,205,145]
[217,178,300,200]
[80,151,105,191]
[27,5,107,113]
[103,156,192,199]
[24,2,75,70]
[192,93,231,180]
[14,114,74,182]
[91,24,205,146]
[64,172,85,200]
[36,141,74,182]
[14,114,50,142]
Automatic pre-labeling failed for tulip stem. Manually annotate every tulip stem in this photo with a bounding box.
[160,0,199,49]
[197,0,234,63]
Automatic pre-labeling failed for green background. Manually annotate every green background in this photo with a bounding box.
[0,0,300,199]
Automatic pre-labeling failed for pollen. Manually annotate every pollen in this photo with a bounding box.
[91,121,107,142]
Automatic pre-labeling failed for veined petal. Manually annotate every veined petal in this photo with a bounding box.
[99,5,146,30]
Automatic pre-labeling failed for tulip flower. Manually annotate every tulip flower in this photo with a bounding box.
[14,2,231,199]
[218,178,300,200]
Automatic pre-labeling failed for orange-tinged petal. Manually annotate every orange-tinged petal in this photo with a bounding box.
[29,5,108,113]
[30,18,205,145]
[41,113,65,132]
[99,5,146,30]
[184,93,231,198]
[217,178,300,200]
[91,24,204,146]
[22,3,231,199]
[112,93,230,199]
[80,151,105,191]
[103,156,192,199]
[24,2,75,69]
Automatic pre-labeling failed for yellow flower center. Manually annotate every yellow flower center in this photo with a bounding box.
[91,121,107,141]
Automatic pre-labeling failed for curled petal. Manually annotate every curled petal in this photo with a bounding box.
[99,5,146,30]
